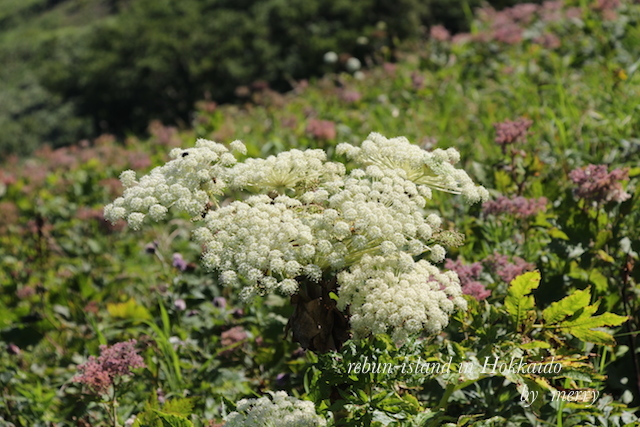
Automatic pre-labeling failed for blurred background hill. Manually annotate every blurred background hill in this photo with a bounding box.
[0,0,540,157]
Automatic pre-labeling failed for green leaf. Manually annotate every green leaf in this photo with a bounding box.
[520,340,551,350]
[549,228,569,240]
[505,271,540,328]
[556,307,629,346]
[162,398,194,416]
[107,298,151,321]
[153,410,194,427]
[542,288,590,324]
[589,270,608,293]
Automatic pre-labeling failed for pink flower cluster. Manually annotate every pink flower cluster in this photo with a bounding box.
[445,259,491,301]
[484,253,535,284]
[220,326,248,356]
[493,117,533,147]
[569,164,630,204]
[339,90,362,104]
[73,340,145,395]
[306,119,336,141]
[429,25,451,42]
[483,196,547,219]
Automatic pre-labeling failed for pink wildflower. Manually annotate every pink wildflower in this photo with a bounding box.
[569,164,630,204]
[430,25,451,42]
[340,90,362,103]
[483,196,547,219]
[383,62,397,75]
[534,33,561,49]
[506,3,539,23]
[306,119,336,141]
[445,259,491,301]
[220,326,248,356]
[73,340,145,395]
[484,253,535,284]
[494,117,533,147]
[411,72,425,90]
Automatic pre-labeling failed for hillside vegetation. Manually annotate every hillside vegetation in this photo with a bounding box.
[2,0,539,157]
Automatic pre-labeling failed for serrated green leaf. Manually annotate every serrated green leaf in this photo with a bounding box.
[505,271,540,327]
[162,398,194,416]
[557,309,629,346]
[542,288,590,324]
[154,410,194,427]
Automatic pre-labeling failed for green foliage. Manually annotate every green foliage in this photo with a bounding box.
[2,0,556,156]
[505,271,539,330]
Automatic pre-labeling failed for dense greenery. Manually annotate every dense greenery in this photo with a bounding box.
[2,1,640,426]
[2,0,542,157]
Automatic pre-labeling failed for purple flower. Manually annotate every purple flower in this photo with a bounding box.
[569,164,630,204]
[494,117,533,147]
[483,253,535,284]
[172,253,188,271]
[445,259,491,301]
[174,299,186,311]
[483,196,547,219]
[213,296,227,309]
[145,241,158,254]
[73,340,145,395]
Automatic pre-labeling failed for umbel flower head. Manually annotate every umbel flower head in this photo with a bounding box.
[224,391,326,427]
[105,134,487,346]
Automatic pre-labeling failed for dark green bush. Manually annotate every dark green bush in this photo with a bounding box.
[1,0,544,156]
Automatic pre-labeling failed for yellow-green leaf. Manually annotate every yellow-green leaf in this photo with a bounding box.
[557,310,629,346]
[542,288,590,325]
[107,298,152,321]
[505,271,540,327]
[589,270,608,293]
[520,340,551,350]
[596,250,615,263]
[549,228,569,240]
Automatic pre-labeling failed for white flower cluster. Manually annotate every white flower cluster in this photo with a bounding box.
[337,132,489,203]
[337,254,466,342]
[224,391,326,427]
[105,133,487,340]
[103,138,245,229]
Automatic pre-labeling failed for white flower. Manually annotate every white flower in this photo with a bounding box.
[323,51,338,64]
[148,204,168,221]
[120,170,137,188]
[337,254,466,341]
[224,391,326,427]
[346,57,361,72]
[107,134,485,341]
[127,212,145,230]
[230,140,247,155]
